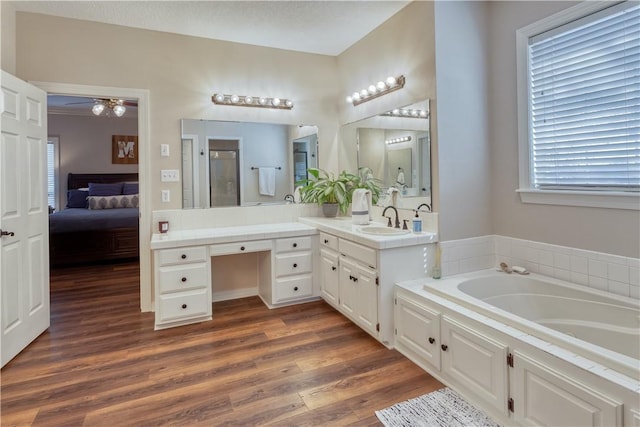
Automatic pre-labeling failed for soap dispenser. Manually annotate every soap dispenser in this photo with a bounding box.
[412,210,422,233]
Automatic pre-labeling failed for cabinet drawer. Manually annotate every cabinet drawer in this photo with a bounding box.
[339,239,377,268]
[209,239,272,256]
[319,232,338,251]
[158,263,208,294]
[274,274,313,302]
[274,236,312,253]
[157,246,207,266]
[157,289,210,323]
[275,252,312,276]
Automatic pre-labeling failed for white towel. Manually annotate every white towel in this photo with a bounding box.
[293,186,302,203]
[352,189,370,225]
[258,167,276,196]
[396,170,406,186]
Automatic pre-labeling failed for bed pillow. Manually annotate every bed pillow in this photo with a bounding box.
[88,182,123,196]
[122,182,138,195]
[66,189,89,208]
[87,194,139,210]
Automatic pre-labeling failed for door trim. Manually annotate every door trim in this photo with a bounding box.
[31,81,152,312]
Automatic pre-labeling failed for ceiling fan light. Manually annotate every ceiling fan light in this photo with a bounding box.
[92,103,105,116]
[113,104,126,117]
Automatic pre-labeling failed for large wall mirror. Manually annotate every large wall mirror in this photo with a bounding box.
[181,119,318,208]
[342,99,431,207]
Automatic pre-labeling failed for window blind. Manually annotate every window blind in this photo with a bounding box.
[529,2,640,191]
[47,141,55,208]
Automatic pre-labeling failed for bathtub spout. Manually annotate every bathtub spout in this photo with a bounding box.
[499,262,512,274]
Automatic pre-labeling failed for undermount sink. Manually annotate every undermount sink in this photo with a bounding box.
[358,226,410,236]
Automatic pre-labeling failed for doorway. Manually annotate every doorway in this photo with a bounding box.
[33,81,152,313]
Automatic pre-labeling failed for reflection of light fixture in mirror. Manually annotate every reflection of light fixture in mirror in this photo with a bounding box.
[92,99,126,117]
[345,75,405,106]
[380,107,429,119]
[212,93,294,110]
[386,136,412,145]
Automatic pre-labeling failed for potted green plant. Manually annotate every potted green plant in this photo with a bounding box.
[346,167,383,205]
[297,168,351,217]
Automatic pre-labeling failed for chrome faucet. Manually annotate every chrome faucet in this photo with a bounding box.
[416,203,431,213]
[382,205,401,229]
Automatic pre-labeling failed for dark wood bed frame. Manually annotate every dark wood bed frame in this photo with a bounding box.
[49,173,140,267]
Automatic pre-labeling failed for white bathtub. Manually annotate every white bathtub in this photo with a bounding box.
[422,269,640,380]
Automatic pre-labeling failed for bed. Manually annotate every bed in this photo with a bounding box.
[49,173,140,267]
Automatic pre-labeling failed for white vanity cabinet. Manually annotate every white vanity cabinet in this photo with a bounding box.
[154,246,212,330]
[394,292,441,372]
[268,236,314,306]
[338,254,378,336]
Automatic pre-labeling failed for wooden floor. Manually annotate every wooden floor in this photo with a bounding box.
[1,261,443,426]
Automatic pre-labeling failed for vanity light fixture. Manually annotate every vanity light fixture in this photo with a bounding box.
[212,93,294,110]
[345,75,405,106]
[381,107,429,119]
[385,136,412,145]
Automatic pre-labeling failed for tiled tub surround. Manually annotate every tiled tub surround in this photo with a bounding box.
[440,235,640,300]
[395,278,640,427]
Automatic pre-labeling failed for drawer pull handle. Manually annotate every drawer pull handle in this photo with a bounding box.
[324,239,329,244]
[294,286,299,291]
[293,263,298,268]
[331,266,337,271]
[293,243,297,248]
[441,344,448,351]
[181,254,187,259]
[240,246,245,251]
[429,337,435,344]
[181,277,187,282]
[181,304,188,309]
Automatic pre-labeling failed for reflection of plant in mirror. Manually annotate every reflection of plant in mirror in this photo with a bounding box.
[297,168,351,214]
[346,167,383,205]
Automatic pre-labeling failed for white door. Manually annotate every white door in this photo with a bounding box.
[0,71,49,367]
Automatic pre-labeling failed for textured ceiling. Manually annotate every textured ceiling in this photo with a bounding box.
[11,0,411,56]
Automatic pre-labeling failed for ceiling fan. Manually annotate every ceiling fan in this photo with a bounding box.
[65,98,138,117]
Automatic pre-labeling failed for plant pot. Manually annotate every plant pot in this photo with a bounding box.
[322,203,339,218]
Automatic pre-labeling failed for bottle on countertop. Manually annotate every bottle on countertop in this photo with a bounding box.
[412,210,422,233]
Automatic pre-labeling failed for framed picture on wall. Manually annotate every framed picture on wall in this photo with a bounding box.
[112,135,138,164]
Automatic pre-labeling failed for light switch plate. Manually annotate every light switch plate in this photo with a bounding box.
[160,144,170,157]
[161,190,170,202]
[161,169,179,182]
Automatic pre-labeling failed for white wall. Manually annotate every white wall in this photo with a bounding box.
[487,1,640,258]
[47,114,138,206]
[1,1,16,73]
[434,1,492,241]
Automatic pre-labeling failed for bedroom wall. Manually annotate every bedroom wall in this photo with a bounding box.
[15,12,341,213]
[48,114,138,207]
[487,1,640,258]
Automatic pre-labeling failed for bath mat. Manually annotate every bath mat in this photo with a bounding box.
[375,387,501,427]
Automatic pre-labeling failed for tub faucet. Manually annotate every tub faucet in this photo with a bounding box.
[382,205,401,228]
[416,203,431,213]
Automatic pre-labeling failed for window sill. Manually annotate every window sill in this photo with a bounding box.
[517,189,640,211]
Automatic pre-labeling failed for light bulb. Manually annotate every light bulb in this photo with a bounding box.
[401,109,409,116]
[285,99,293,108]
[244,96,253,104]
[392,109,400,115]
[359,89,368,98]
[419,110,428,118]
[352,92,361,101]
[386,76,397,87]
[259,97,267,105]
[92,103,105,116]
[113,104,126,117]
[272,97,281,107]
[376,81,386,91]
[230,95,240,104]
[214,94,225,103]
[346,96,353,103]
[411,110,419,117]
[368,85,377,95]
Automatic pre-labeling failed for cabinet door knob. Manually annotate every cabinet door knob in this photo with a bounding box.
[331,266,337,271]
[324,239,329,244]
[240,246,245,251]
[181,304,187,309]
[441,344,448,351]
[293,263,298,268]
[428,337,435,344]
[294,286,299,291]
[181,277,187,282]
[181,254,187,259]
[293,243,297,248]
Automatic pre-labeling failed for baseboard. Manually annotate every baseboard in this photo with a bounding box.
[212,287,258,302]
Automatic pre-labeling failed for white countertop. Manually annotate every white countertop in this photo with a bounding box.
[298,217,437,249]
[151,222,317,250]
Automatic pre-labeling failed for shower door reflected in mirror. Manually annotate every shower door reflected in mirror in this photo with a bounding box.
[210,149,240,207]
